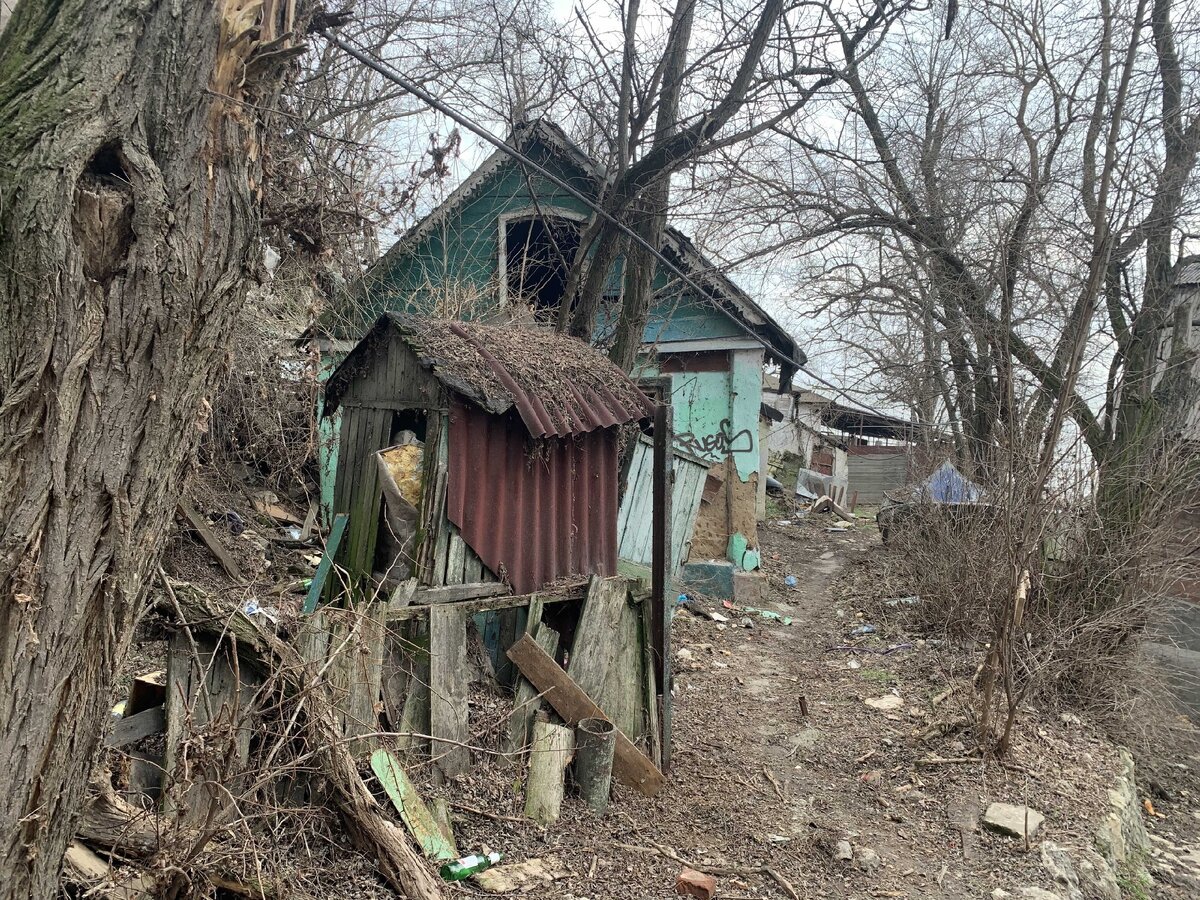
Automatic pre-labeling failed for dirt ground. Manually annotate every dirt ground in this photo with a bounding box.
[426,515,1174,900]
[123,492,1200,898]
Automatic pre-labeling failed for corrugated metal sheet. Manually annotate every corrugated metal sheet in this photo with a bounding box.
[446,398,619,593]
[847,449,910,504]
[1177,262,1200,286]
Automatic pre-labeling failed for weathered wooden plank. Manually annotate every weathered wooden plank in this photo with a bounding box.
[345,602,388,755]
[428,417,451,586]
[504,624,559,755]
[370,749,457,860]
[304,512,348,614]
[429,604,470,777]
[506,634,664,797]
[414,582,508,605]
[396,619,431,757]
[616,439,650,550]
[599,592,646,740]
[445,534,466,587]
[297,608,331,664]
[177,500,243,582]
[385,588,582,622]
[105,705,165,748]
[568,576,629,710]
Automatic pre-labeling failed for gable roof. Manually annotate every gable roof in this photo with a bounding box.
[323,313,654,438]
[327,119,804,370]
[366,120,601,288]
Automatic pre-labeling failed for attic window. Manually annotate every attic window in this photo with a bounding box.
[502,215,581,320]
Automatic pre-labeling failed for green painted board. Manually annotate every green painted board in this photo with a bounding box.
[303,513,348,614]
[369,748,457,861]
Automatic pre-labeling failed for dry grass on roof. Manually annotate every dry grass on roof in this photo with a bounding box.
[395,315,651,428]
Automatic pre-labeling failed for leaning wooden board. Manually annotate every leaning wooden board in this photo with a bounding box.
[506,633,664,797]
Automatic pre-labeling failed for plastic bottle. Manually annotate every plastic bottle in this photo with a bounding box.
[439,852,502,881]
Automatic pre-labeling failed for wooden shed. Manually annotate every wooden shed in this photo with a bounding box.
[322,313,654,596]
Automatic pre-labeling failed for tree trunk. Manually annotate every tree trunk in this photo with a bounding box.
[0,3,305,897]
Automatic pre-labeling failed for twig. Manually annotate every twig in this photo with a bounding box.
[915,755,978,766]
[762,767,785,801]
[448,801,532,825]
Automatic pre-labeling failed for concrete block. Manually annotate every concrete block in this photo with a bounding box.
[733,570,765,605]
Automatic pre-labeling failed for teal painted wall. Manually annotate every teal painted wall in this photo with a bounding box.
[645,348,764,483]
[360,149,738,347]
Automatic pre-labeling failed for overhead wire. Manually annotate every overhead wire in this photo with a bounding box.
[314,26,930,431]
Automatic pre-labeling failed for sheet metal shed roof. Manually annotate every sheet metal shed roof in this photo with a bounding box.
[324,313,655,438]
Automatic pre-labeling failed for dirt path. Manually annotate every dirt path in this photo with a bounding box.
[447,518,1142,899]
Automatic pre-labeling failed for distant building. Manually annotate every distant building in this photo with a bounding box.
[762,378,923,505]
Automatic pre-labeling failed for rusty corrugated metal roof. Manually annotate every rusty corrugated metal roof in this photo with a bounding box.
[447,398,618,593]
[325,313,654,438]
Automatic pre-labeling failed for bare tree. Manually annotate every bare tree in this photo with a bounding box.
[712,0,1200,482]
[532,0,917,371]
[0,3,313,896]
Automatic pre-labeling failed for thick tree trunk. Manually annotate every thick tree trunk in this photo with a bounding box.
[0,2,305,897]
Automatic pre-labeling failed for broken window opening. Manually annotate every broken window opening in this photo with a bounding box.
[504,216,581,321]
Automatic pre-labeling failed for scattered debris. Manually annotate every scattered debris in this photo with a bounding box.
[474,856,569,893]
[440,851,502,882]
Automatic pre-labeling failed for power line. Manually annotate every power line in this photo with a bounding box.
[315,27,928,430]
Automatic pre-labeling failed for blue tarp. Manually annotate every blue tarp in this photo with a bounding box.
[920,461,982,503]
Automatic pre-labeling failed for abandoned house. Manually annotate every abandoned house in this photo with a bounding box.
[306,119,806,597]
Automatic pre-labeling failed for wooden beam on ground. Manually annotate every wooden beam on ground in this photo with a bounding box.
[429,604,470,777]
[414,582,508,605]
[506,633,664,797]
[177,500,243,582]
[104,705,165,748]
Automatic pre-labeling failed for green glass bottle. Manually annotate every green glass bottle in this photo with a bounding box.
[438,851,502,881]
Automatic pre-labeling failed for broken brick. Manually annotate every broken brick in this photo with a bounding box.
[675,866,717,900]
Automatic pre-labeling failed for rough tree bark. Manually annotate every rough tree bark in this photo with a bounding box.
[0,2,308,896]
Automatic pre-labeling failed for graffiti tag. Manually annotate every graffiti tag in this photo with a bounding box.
[674,419,755,457]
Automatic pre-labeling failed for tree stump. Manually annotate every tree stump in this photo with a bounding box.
[524,719,574,825]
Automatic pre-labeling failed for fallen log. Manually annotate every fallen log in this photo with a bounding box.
[165,578,445,900]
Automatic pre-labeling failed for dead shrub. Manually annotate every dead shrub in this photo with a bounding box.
[876,444,1200,750]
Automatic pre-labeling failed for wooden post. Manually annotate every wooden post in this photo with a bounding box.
[649,378,674,773]
[574,717,615,816]
[524,718,574,826]
[429,605,469,777]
